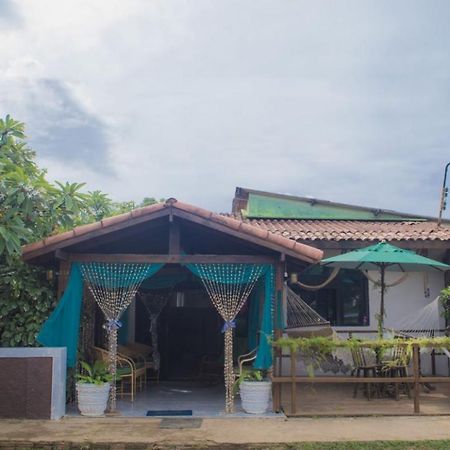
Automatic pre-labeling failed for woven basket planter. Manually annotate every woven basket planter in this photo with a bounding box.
[239,380,271,414]
[76,382,110,416]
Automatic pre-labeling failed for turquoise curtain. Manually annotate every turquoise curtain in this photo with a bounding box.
[184,263,275,370]
[79,262,163,289]
[185,263,266,284]
[37,262,164,368]
[254,265,274,369]
[140,272,187,290]
[247,279,262,352]
[37,263,83,368]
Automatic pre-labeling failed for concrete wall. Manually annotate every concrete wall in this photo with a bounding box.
[0,347,66,420]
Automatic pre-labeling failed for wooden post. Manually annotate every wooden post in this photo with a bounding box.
[168,220,181,255]
[57,260,71,298]
[273,259,284,413]
[272,350,280,413]
[290,348,297,415]
[413,344,420,413]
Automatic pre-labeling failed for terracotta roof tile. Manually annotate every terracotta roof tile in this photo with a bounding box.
[228,217,450,242]
[73,221,102,236]
[22,199,323,263]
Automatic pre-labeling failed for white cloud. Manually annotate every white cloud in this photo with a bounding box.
[1,0,449,217]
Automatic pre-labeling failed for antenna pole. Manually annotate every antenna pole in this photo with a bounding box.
[438,162,450,226]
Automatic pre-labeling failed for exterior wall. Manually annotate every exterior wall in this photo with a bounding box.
[0,347,66,419]
[285,247,449,376]
[337,248,448,375]
[333,270,446,334]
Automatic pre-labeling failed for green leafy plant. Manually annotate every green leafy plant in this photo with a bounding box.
[0,114,166,348]
[234,368,268,395]
[440,286,450,320]
[76,360,113,385]
[273,336,450,377]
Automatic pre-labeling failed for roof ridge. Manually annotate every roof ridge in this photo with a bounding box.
[22,199,323,263]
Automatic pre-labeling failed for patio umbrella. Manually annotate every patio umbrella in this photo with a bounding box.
[320,242,449,337]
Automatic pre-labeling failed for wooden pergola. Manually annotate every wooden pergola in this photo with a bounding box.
[23,198,323,306]
[23,199,323,412]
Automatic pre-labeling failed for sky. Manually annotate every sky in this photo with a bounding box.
[1,0,449,217]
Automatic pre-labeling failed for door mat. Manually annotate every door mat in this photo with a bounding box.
[160,418,203,429]
[146,409,193,416]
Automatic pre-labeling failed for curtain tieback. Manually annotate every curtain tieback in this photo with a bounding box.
[221,320,236,333]
[104,319,122,331]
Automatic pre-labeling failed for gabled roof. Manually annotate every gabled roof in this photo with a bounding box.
[231,187,450,243]
[22,198,323,263]
[233,187,433,221]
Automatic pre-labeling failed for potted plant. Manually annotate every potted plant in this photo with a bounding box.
[76,360,112,416]
[235,369,272,414]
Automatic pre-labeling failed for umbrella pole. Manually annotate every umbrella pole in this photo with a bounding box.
[378,264,386,339]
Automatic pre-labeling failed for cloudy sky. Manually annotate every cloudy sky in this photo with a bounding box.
[1,1,449,216]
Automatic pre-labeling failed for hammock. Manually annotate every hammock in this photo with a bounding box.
[387,296,444,338]
[285,287,350,373]
[285,287,332,337]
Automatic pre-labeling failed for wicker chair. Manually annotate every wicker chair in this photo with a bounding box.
[125,342,159,383]
[118,344,153,388]
[93,346,141,401]
[234,348,258,381]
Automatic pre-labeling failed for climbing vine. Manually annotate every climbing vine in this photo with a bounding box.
[273,335,450,354]
[440,286,450,320]
[273,336,450,375]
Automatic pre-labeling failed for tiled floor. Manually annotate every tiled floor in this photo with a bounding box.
[69,381,282,418]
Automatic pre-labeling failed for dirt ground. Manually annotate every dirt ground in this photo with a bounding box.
[280,382,450,416]
[2,415,450,448]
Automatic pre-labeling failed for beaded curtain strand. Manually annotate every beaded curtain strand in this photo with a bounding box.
[138,291,169,372]
[193,263,265,413]
[80,263,157,412]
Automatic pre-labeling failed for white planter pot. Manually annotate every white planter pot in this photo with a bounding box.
[76,382,110,417]
[239,380,272,414]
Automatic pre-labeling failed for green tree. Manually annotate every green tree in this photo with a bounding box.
[0,115,165,347]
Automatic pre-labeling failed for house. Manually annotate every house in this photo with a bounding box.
[18,198,322,416]
[231,187,450,373]
[11,188,450,418]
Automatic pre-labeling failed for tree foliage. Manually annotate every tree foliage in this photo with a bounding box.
[0,115,163,347]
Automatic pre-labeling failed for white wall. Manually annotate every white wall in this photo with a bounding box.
[288,247,449,376]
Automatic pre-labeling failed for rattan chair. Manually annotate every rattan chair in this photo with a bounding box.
[118,344,153,388]
[93,346,140,401]
[234,348,258,381]
[125,342,159,383]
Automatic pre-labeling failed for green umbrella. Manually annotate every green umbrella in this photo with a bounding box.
[321,242,450,337]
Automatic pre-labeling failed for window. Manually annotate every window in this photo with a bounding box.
[297,268,369,326]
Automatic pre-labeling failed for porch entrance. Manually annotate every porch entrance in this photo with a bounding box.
[29,199,320,416]
[132,267,229,382]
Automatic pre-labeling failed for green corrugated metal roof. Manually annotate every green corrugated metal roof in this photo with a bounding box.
[244,192,425,221]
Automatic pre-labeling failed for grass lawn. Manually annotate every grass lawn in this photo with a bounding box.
[7,442,450,449]
[275,442,450,450]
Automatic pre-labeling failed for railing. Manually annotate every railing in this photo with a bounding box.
[338,330,448,376]
[272,343,450,415]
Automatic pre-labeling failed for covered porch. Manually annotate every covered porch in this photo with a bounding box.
[23,198,322,416]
